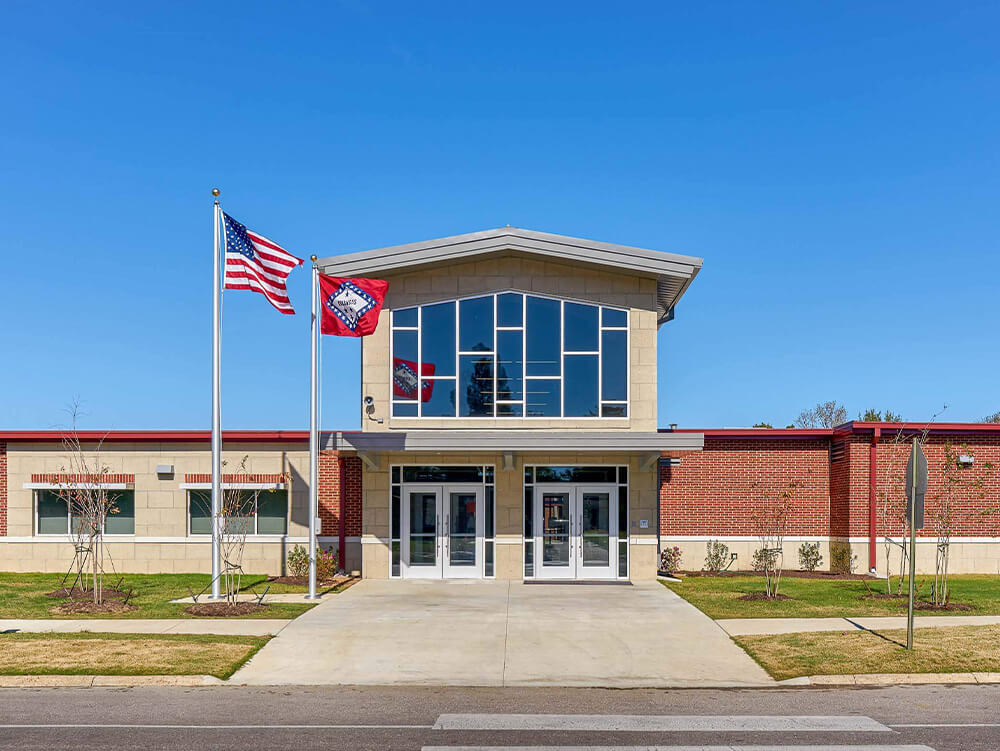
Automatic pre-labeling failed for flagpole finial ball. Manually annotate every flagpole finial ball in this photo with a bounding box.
[211,188,220,197]
[310,255,318,262]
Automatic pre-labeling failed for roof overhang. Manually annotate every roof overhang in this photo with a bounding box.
[333,430,704,454]
[316,227,703,325]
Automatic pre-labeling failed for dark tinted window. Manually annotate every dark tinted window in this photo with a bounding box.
[393,307,418,327]
[563,302,598,352]
[533,466,619,483]
[601,330,627,401]
[601,307,627,328]
[422,378,455,416]
[525,378,560,416]
[459,355,494,417]
[497,292,523,326]
[563,355,599,417]
[402,466,484,483]
[459,297,493,352]
[525,296,560,376]
[496,330,523,401]
[421,302,455,377]
[393,330,418,368]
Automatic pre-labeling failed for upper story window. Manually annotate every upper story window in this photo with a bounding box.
[390,292,628,419]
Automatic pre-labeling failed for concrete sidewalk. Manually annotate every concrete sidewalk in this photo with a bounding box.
[0,618,291,635]
[717,614,1000,636]
[232,579,774,687]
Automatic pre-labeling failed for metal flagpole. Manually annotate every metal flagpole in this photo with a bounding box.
[307,256,319,599]
[210,189,223,600]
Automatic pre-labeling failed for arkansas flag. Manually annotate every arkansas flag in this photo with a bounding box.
[318,274,389,337]
[392,357,435,401]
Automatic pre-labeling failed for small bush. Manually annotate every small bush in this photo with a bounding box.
[830,542,858,574]
[751,547,779,573]
[703,540,730,573]
[659,546,683,575]
[798,542,823,572]
[286,544,309,578]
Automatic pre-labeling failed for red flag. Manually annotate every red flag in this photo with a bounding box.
[392,357,435,401]
[318,274,389,337]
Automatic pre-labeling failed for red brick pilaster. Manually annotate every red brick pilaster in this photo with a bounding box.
[0,442,7,536]
[317,451,362,538]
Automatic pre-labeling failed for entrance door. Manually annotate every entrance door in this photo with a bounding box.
[401,486,442,579]
[401,485,485,579]
[534,485,618,580]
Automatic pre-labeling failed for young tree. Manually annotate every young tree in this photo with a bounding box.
[750,481,798,598]
[795,400,848,428]
[859,408,903,422]
[980,411,1000,424]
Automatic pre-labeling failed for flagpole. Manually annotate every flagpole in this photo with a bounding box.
[307,256,319,600]
[210,189,222,600]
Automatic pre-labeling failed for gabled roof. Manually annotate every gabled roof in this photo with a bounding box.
[316,227,703,324]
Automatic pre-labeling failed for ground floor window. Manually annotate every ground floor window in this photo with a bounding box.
[390,465,495,578]
[188,489,288,535]
[523,465,628,579]
[36,489,135,536]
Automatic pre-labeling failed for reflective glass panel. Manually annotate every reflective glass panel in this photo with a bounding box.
[393,307,418,327]
[534,466,618,483]
[485,486,495,538]
[420,301,455,377]
[497,403,523,417]
[392,331,418,401]
[449,492,477,566]
[37,491,67,535]
[541,492,570,566]
[563,355,599,417]
[409,492,437,566]
[188,490,212,535]
[104,490,135,535]
[421,378,456,417]
[459,355,494,417]
[459,296,494,352]
[393,402,418,417]
[601,330,627,401]
[581,492,611,567]
[402,466,484,483]
[601,404,627,417]
[601,307,627,328]
[497,292,523,326]
[563,302,598,352]
[525,296,560,376]
[256,490,287,534]
[525,379,560,417]
[496,330,523,401]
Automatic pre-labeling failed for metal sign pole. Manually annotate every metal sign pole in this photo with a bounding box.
[906,436,918,650]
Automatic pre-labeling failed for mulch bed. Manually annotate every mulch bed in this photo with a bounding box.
[46,586,130,601]
[680,570,874,581]
[185,602,269,617]
[50,600,138,615]
[267,575,347,586]
[738,592,793,601]
[914,600,974,612]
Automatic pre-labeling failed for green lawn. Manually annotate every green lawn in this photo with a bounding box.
[663,574,1000,619]
[735,624,1000,680]
[0,573,317,619]
[0,632,269,679]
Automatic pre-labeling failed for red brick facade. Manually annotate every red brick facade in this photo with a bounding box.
[0,442,7,536]
[661,426,1000,543]
[318,451,362,537]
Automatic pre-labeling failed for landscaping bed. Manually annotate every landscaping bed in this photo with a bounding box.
[0,573,316,620]
[735,624,1000,680]
[679,570,874,581]
[185,602,268,617]
[0,632,269,679]
[662,574,1000,619]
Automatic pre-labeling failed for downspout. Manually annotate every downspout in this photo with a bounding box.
[338,455,347,574]
[868,426,881,572]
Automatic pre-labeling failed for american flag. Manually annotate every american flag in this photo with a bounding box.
[222,212,303,314]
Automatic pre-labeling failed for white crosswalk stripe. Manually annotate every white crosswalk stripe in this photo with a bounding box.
[432,714,893,732]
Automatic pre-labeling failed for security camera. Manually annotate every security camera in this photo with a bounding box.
[363,396,374,407]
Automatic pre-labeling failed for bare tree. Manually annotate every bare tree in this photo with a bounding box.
[751,481,798,598]
[980,411,1000,424]
[794,400,848,428]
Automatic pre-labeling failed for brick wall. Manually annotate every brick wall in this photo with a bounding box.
[0,442,6,536]
[318,451,362,537]
[660,437,831,536]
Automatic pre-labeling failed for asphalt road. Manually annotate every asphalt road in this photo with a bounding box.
[0,684,996,750]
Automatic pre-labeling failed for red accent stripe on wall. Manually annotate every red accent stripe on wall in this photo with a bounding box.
[31,473,135,484]
[183,473,286,484]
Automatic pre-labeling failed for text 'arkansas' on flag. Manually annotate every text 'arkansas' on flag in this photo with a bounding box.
[393,357,435,401]
[318,274,389,337]
[223,212,304,314]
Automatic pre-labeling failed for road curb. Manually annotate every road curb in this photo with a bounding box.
[781,672,1000,686]
[0,675,224,688]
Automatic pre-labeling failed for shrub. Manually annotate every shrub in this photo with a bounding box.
[659,546,682,575]
[286,544,309,578]
[316,546,340,580]
[703,540,729,573]
[798,542,823,572]
[830,542,858,574]
[751,546,779,573]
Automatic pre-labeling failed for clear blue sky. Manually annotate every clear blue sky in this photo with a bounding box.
[2,2,997,431]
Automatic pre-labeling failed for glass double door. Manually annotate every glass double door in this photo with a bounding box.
[401,485,484,579]
[534,485,617,580]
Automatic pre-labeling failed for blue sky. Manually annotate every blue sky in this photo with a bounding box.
[2,1,997,431]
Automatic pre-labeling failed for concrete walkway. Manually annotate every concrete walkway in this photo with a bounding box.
[718,614,1000,636]
[232,579,774,687]
[0,618,291,635]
